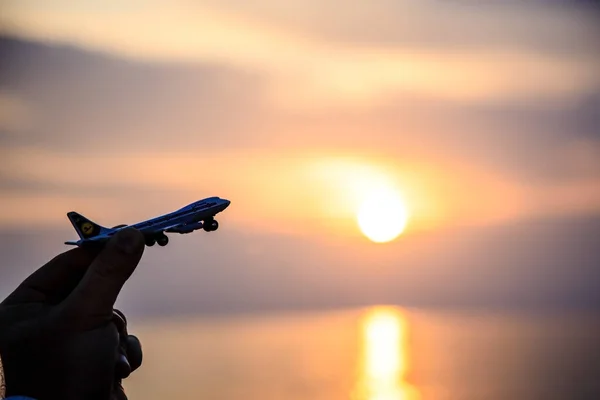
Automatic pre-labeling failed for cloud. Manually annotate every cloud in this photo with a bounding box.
[0,36,269,153]
[2,1,598,104]
[200,0,600,55]
[1,37,600,235]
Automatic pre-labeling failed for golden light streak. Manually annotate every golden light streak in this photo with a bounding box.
[353,307,420,400]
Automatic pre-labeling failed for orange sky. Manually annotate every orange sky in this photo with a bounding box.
[1,0,599,242]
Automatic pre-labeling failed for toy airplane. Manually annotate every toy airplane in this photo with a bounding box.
[65,197,231,247]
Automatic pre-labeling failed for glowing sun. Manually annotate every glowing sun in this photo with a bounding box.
[357,188,409,243]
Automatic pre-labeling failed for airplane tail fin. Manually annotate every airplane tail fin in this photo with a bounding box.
[67,211,109,239]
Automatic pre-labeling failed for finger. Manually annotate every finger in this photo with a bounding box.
[126,335,143,372]
[1,247,101,305]
[114,335,143,379]
[113,310,143,377]
[114,310,131,379]
[59,228,145,323]
[115,353,132,379]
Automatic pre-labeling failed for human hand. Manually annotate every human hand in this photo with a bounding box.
[0,228,145,400]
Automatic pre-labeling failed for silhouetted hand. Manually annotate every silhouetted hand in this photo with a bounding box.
[0,228,145,400]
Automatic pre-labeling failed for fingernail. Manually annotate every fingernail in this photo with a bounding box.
[112,311,127,335]
[115,228,142,255]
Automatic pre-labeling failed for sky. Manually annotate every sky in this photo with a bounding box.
[0,0,599,316]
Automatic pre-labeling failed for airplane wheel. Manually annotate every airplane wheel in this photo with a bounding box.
[211,220,219,231]
[157,235,169,246]
[145,237,156,247]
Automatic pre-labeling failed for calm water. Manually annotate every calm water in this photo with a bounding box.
[124,307,600,400]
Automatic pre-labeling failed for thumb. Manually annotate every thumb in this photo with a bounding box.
[59,228,145,326]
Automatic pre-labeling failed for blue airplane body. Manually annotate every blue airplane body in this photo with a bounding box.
[65,197,231,247]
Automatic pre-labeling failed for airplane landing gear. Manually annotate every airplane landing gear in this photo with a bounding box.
[157,234,169,247]
[146,234,169,247]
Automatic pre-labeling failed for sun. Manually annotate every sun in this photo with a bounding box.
[357,187,409,243]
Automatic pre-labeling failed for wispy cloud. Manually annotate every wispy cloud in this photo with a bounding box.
[1,34,599,235]
[2,0,598,106]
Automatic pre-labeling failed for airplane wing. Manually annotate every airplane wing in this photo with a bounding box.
[137,221,184,234]
[137,219,207,235]
[64,233,113,246]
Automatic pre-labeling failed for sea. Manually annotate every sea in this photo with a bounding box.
[123,307,600,400]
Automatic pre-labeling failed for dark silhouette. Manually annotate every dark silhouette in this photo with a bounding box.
[0,228,145,400]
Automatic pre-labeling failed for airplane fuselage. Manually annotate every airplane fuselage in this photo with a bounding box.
[65,196,231,247]
[132,197,228,233]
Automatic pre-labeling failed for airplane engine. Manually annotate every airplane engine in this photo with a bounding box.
[203,220,219,232]
[167,222,203,234]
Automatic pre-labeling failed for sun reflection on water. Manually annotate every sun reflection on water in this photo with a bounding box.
[354,307,420,400]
